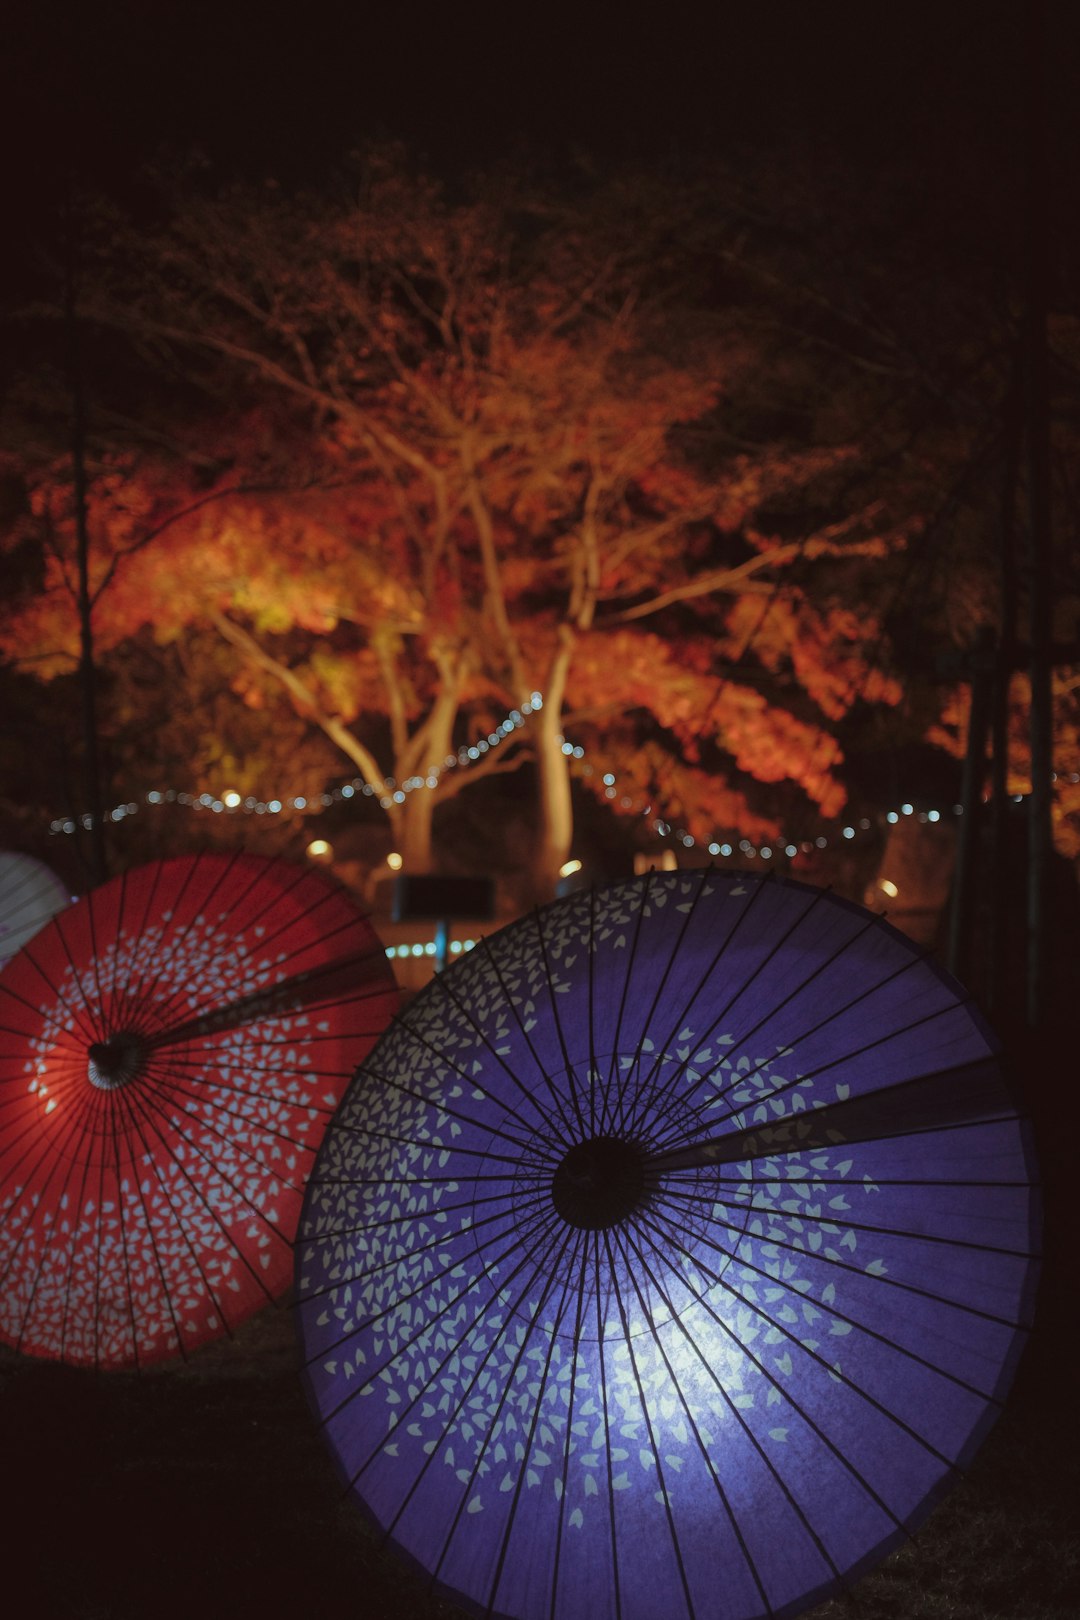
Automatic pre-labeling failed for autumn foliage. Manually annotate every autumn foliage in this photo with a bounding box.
[7,152,1075,888]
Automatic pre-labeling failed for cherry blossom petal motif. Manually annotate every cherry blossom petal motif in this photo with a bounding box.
[0,851,70,971]
[296,868,1039,1620]
[0,850,397,1369]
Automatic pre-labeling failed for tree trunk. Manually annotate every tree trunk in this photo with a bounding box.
[397,790,436,872]
[529,633,576,902]
[532,710,573,902]
[393,665,460,874]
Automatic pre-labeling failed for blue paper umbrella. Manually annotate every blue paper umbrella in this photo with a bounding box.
[296,869,1039,1620]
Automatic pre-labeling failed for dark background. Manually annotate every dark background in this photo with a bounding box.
[1,5,1077,1617]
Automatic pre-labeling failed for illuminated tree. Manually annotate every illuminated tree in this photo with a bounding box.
[5,156,921,894]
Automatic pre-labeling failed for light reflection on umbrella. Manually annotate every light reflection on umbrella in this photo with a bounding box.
[296,868,1038,1620]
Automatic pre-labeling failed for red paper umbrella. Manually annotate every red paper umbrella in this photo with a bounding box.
[0,850,397,1369]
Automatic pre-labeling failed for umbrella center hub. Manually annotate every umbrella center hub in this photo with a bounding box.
[87,1033,144,1091]
[551,1135,647,1231]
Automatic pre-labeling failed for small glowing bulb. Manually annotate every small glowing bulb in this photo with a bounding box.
[387,852,403,871]
[879,878,899,898]
[306,839,332,860]
[559,858,582,878]
[223,790,241,808]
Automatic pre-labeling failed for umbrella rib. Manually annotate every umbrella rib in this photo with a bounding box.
[102,844,174,1031]
[531,903,590,1138]
[305,1173,560,1359]
[124,1058,339,1161]
[601,866,716,1141]
[622,879,840,1143]
[85,1073,123,1373]
[358,1024,567,1158]
[613,868,780,1143]
[6,1086,107,1358]
[211,855,367,962]
[546,1236,594,1620]
[101,1073,144,1370]
[445,1227,586,1617]
[0,1059,104,1201]
[129,1051,308,1201]
[316,1115,529,1172]
[322,1185,568,1446]
[143,1039,359,1095]
[645,996,990,1165]
[634,1201,975,1486]
[124,854,382,1039]
[137,1044,347,1118]
[601,1223,699,1620]
[645,943,968,1158]
[587,885,599,1137]
[660,1177,1036,1260]
[120,1054,314,1251]
[606,1217,777,1617]
[0,1071,111,1293]
[122,849,271,1034]
[592,1233,623,1620]
[602,867,734,1133]
[123,1060,288,1301]
[620,1210,883,1591]
[1,934,101,1049]
[437,938,581,1146]
[143,959,395,1052]
[107,1075,195,1361]
[597,866,656,1138]
[300,1182,523,1249]
[644,1186,1026,1382]
[380,1219,573,1581]
[82,872,114,1043]
[56,1107,108,1364]
[298,1175,550,1315]
[621,868,822,1146]
[110,1057,282,1341]
[309,1166,522,1189]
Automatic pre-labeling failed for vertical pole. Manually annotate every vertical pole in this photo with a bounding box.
[1023,0,1053,1030]
[947,628,994,985]
[988,361,1022,1020]
[66,252,108,887]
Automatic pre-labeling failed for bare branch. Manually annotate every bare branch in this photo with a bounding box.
[431,740,530,803]
[608,535,889,623]
[210,611,388,792]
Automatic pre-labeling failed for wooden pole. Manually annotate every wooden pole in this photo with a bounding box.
[1023,0,1053,1030]
[66,239,108,887]
[988,360,1022,1020]
[947,627,995,985]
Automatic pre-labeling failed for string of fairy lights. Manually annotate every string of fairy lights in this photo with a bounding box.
[45,686,1065,862]
[47,694,545,835]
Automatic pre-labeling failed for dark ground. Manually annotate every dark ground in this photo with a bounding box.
[1,1019,1076,1620]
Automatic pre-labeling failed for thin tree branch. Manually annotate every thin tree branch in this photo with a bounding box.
[209,611,388,793]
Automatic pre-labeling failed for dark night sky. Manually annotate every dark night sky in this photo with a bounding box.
[5,0,1070,199]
